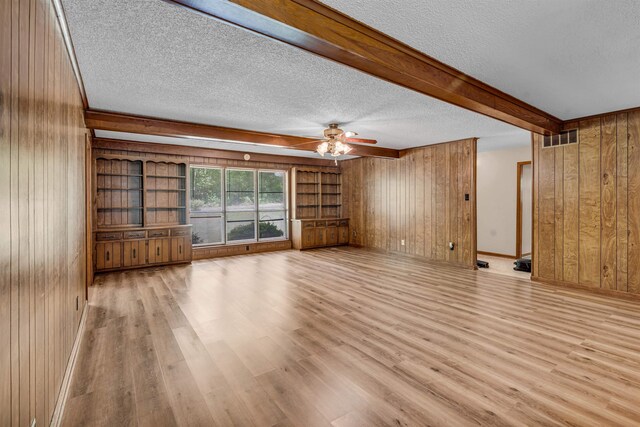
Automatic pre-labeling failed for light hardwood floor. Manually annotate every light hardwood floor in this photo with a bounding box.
[477,254,531,279]
[62,248,640,426]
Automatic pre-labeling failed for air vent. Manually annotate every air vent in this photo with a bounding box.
[543,129,578,148]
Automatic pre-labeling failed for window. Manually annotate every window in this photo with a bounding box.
[189,166,287,246]
[190,167,224,245]
[258,171,287,240]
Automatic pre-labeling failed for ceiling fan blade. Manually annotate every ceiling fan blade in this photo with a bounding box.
[289,139,325,148]
[344,137,377,145]
[290,141,326,151]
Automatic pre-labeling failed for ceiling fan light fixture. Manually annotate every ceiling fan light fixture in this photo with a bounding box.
[316,141,329,156]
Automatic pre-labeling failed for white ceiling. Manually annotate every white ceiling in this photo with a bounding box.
[322,0,640,120]
[62,0,531,154]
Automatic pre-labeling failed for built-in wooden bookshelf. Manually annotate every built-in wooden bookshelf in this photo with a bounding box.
[291,168,342,219]
[291,168,348,249]
[95,158,144,228]
[145,161,187,226]
[93,155,191,272]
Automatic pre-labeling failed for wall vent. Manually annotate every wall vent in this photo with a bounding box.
[543,129,578,148]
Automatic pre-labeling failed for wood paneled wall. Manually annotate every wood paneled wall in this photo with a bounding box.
[341,138,477,268]
[533,111,640,295]
[1,0,88,425]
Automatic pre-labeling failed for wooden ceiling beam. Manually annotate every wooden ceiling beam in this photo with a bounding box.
[167,0,562,135]
[85,110,400,158]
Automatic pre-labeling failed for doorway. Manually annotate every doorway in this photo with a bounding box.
[516,161,532,259]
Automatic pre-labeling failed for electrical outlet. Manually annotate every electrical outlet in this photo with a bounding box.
[401,239,405,246]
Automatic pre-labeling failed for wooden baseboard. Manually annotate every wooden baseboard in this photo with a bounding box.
[193,240,292,260]
[50,301,89,427]
[531,276,640,302]
[477,250,516,259]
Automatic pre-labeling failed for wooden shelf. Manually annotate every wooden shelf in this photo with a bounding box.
[147,206,186,209]
[147,189,186,192]
[98,207,143,210]
[97,188,143,191]
[97,173,143,177]
[147,175,186,179]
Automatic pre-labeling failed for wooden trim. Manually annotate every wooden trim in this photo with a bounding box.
[531,276,640,302]
[471,138,478,267]
[92,137,339,167]
[85,134,93,288]
[562,105,640,130]
[516,160,532,258]
[477,250,516,259]
[52,0,89,108]
[49,302,89,427]
[167,0,562,134]
[85,110,401,158]
[192,240,292,260]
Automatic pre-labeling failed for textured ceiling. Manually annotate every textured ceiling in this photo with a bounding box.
[62,0,530,153]
[322,0,640,120]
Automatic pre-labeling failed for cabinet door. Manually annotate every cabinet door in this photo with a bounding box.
[96,242,122,270]
[302,227,316,248]
[123,240,145,267]
[148,239,170,264]
[170,237,189,262]
[315,227,326,246]
[326,226,338,246]
[338,226,349,245]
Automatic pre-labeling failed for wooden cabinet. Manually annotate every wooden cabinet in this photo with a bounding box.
[94,225,192,272]
[123,240,145,267]
[93,155,193,272]
[171,237,191,262]
[291,219,349,250]
[95,242,122,270]
[148,238,170,264]
[338,225,349,245]
[326,223,338,246]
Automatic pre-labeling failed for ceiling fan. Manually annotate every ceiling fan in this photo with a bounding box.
[293,123,378,163]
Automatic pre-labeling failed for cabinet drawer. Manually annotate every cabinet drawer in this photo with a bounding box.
[326,220,338,227]
[148,229,169,238]
[96,231,123,241]
[171,228,190,237]
[338,220,349,226]
[123,230,146,239]
[315,221,327,227]
[302,221,315,228]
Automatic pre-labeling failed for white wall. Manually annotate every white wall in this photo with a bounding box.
[477,145,531,256]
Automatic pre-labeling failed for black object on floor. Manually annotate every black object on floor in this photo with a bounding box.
[514,257,532,272]
[477,260,489,268]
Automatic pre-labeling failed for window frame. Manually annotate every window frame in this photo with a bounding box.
[189,165,288,248]
[257,170,289,242]
[189,165,225,246]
